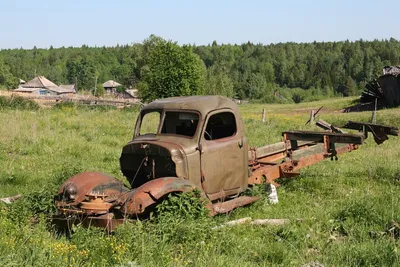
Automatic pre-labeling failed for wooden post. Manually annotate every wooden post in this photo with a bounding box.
[309,109,315,124]
[262,108,266,123]
[371,98,377,124]
[93,76,98,97]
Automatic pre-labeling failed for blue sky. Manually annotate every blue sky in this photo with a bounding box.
[1,0,399,49]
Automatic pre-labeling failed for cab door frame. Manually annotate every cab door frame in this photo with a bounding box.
[198,108,248,201]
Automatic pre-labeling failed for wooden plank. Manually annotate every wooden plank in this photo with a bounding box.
[283,131,364,144]
[248,140,314,160]
[316,120,344,133]
[290,143,349,160]
[343,121,399,136]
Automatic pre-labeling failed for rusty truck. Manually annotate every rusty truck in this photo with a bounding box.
[53,95,399,231]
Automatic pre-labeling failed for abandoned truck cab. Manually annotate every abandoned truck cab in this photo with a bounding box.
[120,96,249,201]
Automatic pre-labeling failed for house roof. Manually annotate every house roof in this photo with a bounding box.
[125,89,139,98]
[14,87,41,92]
[15,76,75,94]
[103,80,121,88]
[23,76,58,89]
[59,84,76,93]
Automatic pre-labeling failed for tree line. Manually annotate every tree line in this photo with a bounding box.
[0,36,399,103]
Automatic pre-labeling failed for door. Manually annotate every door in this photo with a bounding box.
[199,110,247,199]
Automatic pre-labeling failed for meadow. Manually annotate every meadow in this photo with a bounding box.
[1,97,400,266]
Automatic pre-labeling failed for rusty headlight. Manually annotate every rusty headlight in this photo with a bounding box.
[63,184,78,201]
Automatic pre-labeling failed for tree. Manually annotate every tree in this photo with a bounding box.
[66,57,97,90]
[204,64,234,97]
[344,76,358,96]
[139,37,206,102]
[94,83,105,97]
[0,60,17,89]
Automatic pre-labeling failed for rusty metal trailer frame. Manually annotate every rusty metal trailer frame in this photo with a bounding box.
[247,121,398,187]
[248,131,361,187]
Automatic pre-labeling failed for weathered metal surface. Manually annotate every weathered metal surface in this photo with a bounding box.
[117,177,201,215]
[212,196,260,214]
[53,95,399,232]
[55,172,128,208]
[248,143,358,187]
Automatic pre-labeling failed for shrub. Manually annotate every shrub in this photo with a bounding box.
[0,95,39,110]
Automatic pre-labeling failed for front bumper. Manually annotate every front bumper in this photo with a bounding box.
[52,212,128,232]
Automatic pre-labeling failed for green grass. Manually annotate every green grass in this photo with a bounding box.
[1,97,400,266]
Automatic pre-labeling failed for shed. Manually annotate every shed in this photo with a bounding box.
[102,80,122,95]
[117,89,141,102]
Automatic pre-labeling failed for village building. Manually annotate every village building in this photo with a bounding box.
[14,76,76,95]
[59,84,77,94]
[102,80,121,95]
[117,88,141,102]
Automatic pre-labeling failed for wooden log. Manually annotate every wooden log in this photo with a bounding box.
[212,217,290,230]
[0,194,22,204]
[249,219,290,226]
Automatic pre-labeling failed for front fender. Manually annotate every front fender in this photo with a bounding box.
[117,177,204,215]
[55,172,128,207]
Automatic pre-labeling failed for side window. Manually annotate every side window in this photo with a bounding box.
[204,112,237,140]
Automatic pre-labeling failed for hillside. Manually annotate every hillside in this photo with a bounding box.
[1,37,399,102]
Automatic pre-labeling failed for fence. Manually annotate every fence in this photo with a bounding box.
[0,90,142,108]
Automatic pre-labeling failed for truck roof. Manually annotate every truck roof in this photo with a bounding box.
[142,95,239,116]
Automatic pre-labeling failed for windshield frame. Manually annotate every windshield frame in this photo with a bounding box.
[135,109,202,139]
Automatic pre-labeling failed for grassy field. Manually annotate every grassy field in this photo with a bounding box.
[1,97,400,266]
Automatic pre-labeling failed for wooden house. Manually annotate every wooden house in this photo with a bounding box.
[14,76,76,95]
[102,80,121,95]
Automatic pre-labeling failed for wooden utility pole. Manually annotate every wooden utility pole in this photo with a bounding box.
[94,76,98,96]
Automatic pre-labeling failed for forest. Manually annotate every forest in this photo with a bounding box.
[0,36,399,103]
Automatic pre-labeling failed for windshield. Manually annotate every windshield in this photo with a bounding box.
[139,111,199,137]
[139,111,161,135]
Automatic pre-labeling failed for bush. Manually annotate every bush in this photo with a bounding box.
[53,101,117,111]
[152,191,213,243]
[0,95,39,110]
